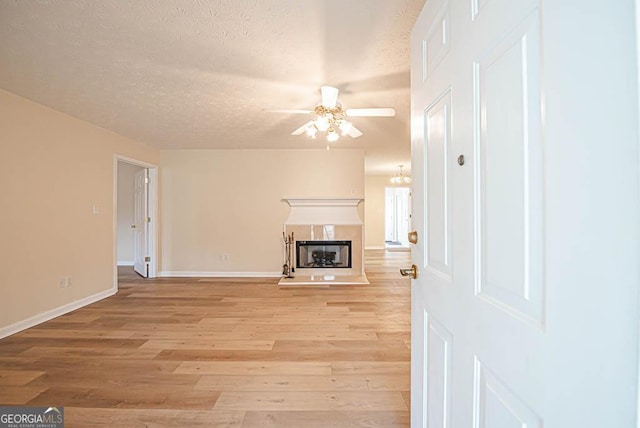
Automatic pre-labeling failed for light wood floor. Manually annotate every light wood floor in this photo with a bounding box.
[0,250,411,427]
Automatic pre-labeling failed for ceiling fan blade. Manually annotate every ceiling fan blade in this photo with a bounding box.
[291,120,314,136]
[345,107,396,117]
[347,125,363,138]
[321,86,339,109]
[267,109,313,114]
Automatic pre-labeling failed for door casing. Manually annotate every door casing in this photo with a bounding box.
[113,155,158,286]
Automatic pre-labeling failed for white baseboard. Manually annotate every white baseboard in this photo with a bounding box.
[365,246,386,250]
[386,246,411,252]
[0,287,117,339]
[117,261,134,266]
[159,271,282,278]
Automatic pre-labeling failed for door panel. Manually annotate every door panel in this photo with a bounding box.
[425,315,453,428]
[423,0,451,80]
[425,90,453,281]
[473,12,544,325]
[473,359,542,428]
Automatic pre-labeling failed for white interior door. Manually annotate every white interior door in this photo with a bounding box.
[386,187,412,246]
[396,188,411,246]
[410,0,639,427]
[385,188,397,242]
[133,168,149,278]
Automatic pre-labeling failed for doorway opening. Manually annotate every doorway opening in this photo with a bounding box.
[114,155,158,286]
[385,187,411,251]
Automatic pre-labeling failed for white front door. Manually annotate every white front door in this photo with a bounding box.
[410,0,639,427]
[133,168,149,278]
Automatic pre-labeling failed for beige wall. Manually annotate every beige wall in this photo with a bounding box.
[0,89,159,332]
[117,162,144,264]
[160,149,365,274]
[365,175,411,248]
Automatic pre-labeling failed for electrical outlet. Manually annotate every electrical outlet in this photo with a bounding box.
[220,254,230,261]
[58,276,72,288]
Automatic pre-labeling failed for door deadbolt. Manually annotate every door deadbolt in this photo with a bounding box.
[408,231,418,245]
[457,154,465,166]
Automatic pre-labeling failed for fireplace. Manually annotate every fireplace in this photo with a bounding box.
[296,240,352,269]
[280,197,367,284]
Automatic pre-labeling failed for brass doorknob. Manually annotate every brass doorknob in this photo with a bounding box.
[400,264,418,279]
[408,231,418,245]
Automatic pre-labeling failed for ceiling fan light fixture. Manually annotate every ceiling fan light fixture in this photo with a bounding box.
[306,125,317,138]
[339,120,353,135]
[315,116,330,132]
[327,129,339,142]
[282,85,394,143]
[320,86,339,108]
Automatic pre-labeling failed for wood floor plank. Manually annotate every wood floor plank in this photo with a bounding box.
[200,317,369,325]
[0,357,41,370]
[0,369,44,386]
[240,410,409,428]
[28,387,221,410]
[231,323,351,333]
[140,339,275,351]
[122,322,238,332]
[26,370,201,390]
[331,362,411,375]
[19,346,162,360]
[271,339,408,351]
[175,361,332,376]
[213,391,408,411]
[194,373,410,392]
[194,375,369,392]
[0,336,148,348]
[64,408,245,428]
[365,374,411,391]
[54,314,102,323]
[154,347,410,362]
[401,390,411,409]
[130,330,378,341]
[0,386,47,405]
[15,329,136,339]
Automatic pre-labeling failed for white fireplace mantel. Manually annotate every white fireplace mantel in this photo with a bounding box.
[282,197,363,225]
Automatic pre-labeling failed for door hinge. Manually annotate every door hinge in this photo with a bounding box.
[144,256,151,262]
[145,217,151,223]
[144,176,149,184]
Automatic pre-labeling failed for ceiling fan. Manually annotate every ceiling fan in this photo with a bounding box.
[272,86,395,143]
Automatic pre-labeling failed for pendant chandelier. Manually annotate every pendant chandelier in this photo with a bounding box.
[390,165,412,184]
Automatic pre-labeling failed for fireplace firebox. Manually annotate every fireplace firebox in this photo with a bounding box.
[296,240,352,269]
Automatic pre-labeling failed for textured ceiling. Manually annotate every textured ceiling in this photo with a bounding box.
[0,0,424,175]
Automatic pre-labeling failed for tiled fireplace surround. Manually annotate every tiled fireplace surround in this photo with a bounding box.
[280,198,366,285]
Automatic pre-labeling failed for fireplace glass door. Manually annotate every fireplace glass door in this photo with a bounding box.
[296,240,352,269]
